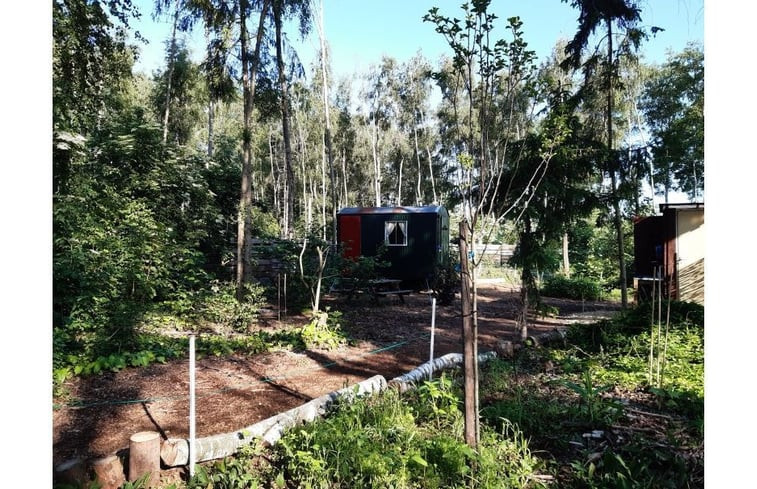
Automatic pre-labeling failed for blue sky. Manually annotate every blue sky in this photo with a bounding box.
[130,0,705,80]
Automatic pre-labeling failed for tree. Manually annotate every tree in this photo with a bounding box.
[560,0,654,308]
[424,0,565,448]
[313,0,338,242]
[269,0,313,237]
[183,0,272,298]
[149,41,205,146]
[641,43,704,202]
[506,46,600,338]
[363,57,399,207]
[53,0,140,135]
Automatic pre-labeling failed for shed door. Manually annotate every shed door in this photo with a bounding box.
[339,215,361,259]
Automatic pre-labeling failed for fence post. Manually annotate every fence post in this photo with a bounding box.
[429,296,437,381]
[189,334,196,478]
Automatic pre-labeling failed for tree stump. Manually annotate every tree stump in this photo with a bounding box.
[92,455,125,489]
[129,431,160,487]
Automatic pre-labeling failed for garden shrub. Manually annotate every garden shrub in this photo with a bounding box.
[541,274,603,301]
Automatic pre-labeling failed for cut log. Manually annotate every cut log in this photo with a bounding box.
[527,328,568,348]
[92,455,125,489]
[388,351,497,393]
[129,431,160,487]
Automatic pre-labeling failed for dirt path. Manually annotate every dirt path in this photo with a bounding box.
[52,282,620,467]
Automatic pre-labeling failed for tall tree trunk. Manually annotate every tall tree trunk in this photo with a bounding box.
[236,0,270,300]
[207,99,215,158]
[518,216,533,341]
[371,118,381,207]
[269,131,279,217]
[341,148,348,207]
[459,220,479,448]
[205,25,214,160]
[317,0,338,243]
[274,2,296,238]
[606,17,628,308]
[421,108,438,204]
[425,145,438,204]
[162,8,179,144]
[562,232,570,277]
[397,157,403,206]
[413,121,423,205]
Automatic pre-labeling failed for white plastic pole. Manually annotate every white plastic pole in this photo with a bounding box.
[189,334,196,477]
[429,296,437,381]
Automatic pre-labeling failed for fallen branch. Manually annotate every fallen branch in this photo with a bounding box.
[626,407,677,420]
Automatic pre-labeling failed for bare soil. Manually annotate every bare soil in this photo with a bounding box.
[52,281,620,469]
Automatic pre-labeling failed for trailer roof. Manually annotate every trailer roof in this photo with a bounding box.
[337,205,446,215]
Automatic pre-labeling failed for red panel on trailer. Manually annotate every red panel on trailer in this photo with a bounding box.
[339,215,361,259]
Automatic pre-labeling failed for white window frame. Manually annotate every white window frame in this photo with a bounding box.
[384,221,408,246]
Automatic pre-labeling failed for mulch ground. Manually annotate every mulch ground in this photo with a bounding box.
[52,281,620,470]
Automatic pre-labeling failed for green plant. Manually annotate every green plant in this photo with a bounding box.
[413,375,461,427]
[188,444,266,489]
[198,281,265,332]
[561,369,622,425]
[300,310,347,350]
[541,274,604,301]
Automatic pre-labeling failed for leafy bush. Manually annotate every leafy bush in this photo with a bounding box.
[617,299,704,333]
[541,274,604,301]
[272,378,543,489]
[300,310,347,350]
[197,281,265,332]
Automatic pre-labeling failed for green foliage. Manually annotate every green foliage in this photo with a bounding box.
[568,212,634,290]
[541,274,604,301]
[300,310,347,350]
[188,444,268,489]
[272,379,542,488]
[561,369,623,425]
[198,282,265,332]
[641,43,704,200]
[429,249,460,306]
[53,0,138,134]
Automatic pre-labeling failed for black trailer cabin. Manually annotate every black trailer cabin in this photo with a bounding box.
[337,206,449,286]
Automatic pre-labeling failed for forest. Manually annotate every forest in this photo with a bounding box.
[52,0,704,487]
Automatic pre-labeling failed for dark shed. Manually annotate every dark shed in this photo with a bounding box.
[337,205,450,286]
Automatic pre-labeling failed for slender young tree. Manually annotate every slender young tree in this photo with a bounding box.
[424,1,565,448]
[313,0,338,242]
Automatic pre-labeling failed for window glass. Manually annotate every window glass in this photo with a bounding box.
[385,221,407,246]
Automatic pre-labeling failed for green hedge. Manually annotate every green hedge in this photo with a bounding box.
[541,275,603,301]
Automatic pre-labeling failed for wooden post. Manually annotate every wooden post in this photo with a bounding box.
[429,296,437,381]
[92,455,125,489]
[459,220,479,448]
[189,334,197,477]
[129,431,160,487]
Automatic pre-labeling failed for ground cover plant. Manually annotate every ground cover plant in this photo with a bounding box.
[169,300,703,489]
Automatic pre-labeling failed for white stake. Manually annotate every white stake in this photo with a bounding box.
[429,296,437,381]
[189,334,196,477]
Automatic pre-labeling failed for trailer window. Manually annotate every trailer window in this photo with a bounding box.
[385,221,407,246]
